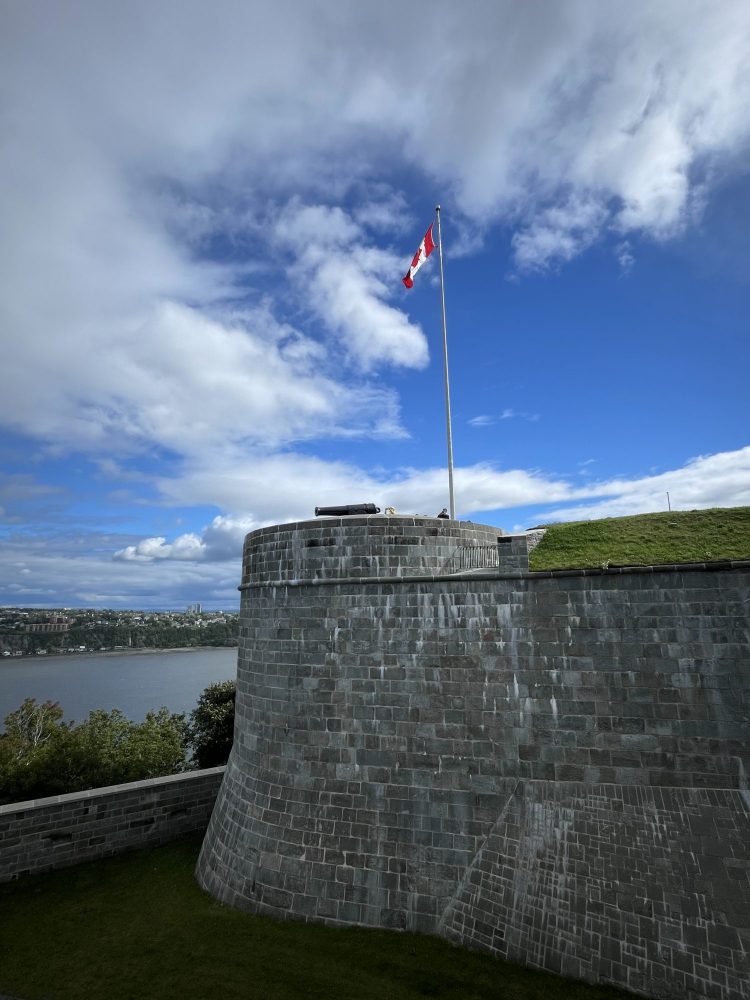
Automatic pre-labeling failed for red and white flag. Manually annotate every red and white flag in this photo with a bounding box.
[402,224,435,288]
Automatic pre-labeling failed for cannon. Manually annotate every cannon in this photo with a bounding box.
[314,503,381,517]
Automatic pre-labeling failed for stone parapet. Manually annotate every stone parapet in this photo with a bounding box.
[241,516,508,584]
[0,767,225,882]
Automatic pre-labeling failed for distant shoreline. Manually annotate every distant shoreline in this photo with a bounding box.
[78,646,238,658]
[1,645,238,661]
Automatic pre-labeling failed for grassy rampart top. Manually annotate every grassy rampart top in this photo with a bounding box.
[529,506,750,571]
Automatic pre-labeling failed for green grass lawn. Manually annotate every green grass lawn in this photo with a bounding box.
[529,506,750,571]
[0,835,634,1000]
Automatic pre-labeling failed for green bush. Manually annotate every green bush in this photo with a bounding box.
[0,677,237,804]
[0,699,189,804]
[186,680,236,768]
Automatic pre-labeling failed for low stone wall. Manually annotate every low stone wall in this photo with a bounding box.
[0,766,225,882]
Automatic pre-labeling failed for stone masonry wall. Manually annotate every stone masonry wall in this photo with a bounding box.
[241,515,506,583]
[0,766,225,882]
[197,516,750,1000]
[439,781,750,1000]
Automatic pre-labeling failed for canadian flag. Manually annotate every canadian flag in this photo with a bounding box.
[402,224,435,288]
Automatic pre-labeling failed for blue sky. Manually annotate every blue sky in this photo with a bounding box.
[1,0,749,609]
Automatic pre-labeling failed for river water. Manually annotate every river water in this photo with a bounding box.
[0,647,238,727]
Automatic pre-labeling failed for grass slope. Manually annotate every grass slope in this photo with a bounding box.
[529,506,750,571]
[0,836,633,1000]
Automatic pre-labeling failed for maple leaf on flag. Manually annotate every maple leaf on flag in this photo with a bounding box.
[403,224,435,288]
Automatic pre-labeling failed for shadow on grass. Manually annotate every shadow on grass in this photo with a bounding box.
[0,835,635,1000]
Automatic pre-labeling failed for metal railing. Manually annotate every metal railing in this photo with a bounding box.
[447,544,502,571]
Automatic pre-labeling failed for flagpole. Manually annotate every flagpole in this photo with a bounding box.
[435,204,455,519]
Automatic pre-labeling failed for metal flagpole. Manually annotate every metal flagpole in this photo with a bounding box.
[435,204,456,519]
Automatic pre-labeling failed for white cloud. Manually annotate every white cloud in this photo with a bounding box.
[393,2,750,267]
[536,447,750,523]
[0,530,239,609]
[107,452,586,564]
[272,201,429,371]
[113,514,260,564]
[114,534,205,563]
[0,293,406,457]
[512,196,608,272]
[353,190,411,234]
[149,450,587,535]
[615,241,635,274]
[1,0,749,463]
[469,410,539,427]
[2,447,747,608]
[115,445,750,565]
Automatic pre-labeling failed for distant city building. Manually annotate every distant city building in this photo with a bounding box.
[186,603,202,614]
[24,615,72,633]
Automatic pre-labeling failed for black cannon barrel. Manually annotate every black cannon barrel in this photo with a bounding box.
[314,503,381,517]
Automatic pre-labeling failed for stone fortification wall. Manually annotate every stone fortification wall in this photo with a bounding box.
[0,766,225,882]
[197,516,750,1000]
[241,515,509,583]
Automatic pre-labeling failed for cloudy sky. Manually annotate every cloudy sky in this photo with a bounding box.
[1,0,749,608]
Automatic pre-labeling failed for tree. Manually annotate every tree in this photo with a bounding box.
[0,680,238,805]
[187,680,236,768]
[3,698,65,759]
[0,700,189,805]
[0,699,70,802]
[47,708,189,792]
